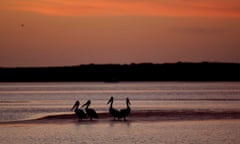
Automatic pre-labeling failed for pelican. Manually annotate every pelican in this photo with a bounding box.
[71,100,87,121]
[82,100,98,120]
[119,98,131,121]
[107,96,120,120]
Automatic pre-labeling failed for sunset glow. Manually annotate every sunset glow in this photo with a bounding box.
[0,0,240,67]
[2,0,240,17]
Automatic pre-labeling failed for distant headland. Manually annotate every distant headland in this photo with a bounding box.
[0,62,240,82]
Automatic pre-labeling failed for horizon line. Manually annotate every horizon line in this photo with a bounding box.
[1,61,239,69]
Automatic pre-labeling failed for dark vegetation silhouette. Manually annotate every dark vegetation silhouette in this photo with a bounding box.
[0,62,240,82]
[107,96,121,120]
[82,100,98,120]
[71,100,87,121]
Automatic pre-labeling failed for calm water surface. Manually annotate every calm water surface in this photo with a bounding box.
[1,120,240,144]
[1,82,240,144]
[0,82,240,122]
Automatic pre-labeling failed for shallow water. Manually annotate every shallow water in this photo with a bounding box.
[0,82,240,122]
[1,120,240,144]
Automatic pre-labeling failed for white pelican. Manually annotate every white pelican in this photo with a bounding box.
[107,96,120,120]
[71,100,87,121]
[119,98,131,121]
[82,100,98,120]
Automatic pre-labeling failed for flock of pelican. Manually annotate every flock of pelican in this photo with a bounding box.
[71,96,131,121]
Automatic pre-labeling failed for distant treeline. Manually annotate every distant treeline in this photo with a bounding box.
[0,62,240,82]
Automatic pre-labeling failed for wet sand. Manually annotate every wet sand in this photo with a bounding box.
[1,110,240,125]
[1,110,240,144]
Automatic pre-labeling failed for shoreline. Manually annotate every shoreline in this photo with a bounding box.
[1,110,240,125]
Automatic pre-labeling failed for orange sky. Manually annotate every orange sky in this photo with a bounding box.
[2,0,240,17]
[0,0,240,67]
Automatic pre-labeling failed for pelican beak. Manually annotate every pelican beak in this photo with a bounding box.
[71,103,76,111]
[82,100,90,107]
[107,97,113,104]
[81,103,87,108]
[127,98,131,105]
[71,101,79,111]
